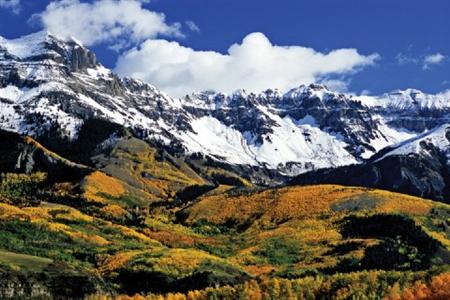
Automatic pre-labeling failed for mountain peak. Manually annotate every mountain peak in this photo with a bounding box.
[381,88,450,110]
[0,30,84,47]
[232,88,250,99]
[283,83,334,101]
[1,31,45,59]
[0,30,68,59]
[308,83,329,91]
[0,30,97,74]
[389,88,424,97]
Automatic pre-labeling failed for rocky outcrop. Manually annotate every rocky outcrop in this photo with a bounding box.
[0,272,52,299]
[69,44,97,72]
[0,130,91,181]
[0,265,105,299]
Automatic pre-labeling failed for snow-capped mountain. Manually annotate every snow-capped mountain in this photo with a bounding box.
[0,31,185,140]
[178,85,416,174]
[358,89,450,110]
[357,89,450,132]
[1,31,449,178]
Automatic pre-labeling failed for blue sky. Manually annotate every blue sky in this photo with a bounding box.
[1,0,449,97]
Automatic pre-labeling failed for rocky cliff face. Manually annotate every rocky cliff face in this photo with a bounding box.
[0,130,91,181]
[0,265,104,299]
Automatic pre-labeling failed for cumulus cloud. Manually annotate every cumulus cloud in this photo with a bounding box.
[115,32,379,97]
[423,53,446,70]
[0,0,20,13]
[36,0,181,46]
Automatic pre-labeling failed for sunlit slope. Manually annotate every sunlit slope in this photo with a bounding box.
[91,137,208,198]
[182,185,437,226]
[88,136,253,201]
[180,185,450,276]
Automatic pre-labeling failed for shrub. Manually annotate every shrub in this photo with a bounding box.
[256,237,302,265]
[0,173,47,207]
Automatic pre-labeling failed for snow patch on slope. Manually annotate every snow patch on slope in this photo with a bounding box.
[178,112,358,174]
[361,119,416,159]
[376,124,450,161]
[0,31,58,59]
[255,107,357,170]
[0,85,22,102]
[178,116,257,165]
[86,66,111,79]
[356,89,450,110]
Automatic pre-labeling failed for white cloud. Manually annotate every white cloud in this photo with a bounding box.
[0,0,20,13]
[396,52,447,70]
[36,0,181,46]
[320,79,351,93]
[395,52,419,65]
[423,53,446,70]
[115,32,379,97]
[185,21,200,33]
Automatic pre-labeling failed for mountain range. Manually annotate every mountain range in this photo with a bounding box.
[1,31,450,201]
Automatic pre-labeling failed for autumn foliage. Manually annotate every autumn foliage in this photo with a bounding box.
[88,271,450,300]
[83,171,126,203]
[183,185,434,227]
[396,273,450,300]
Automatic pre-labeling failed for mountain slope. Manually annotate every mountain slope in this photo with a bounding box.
[2,30,450,300]
[179,85,415,173]
[291,124,450,202]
